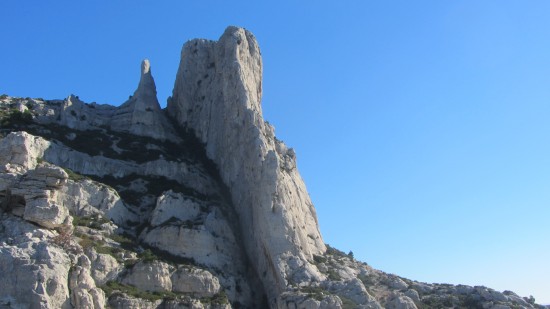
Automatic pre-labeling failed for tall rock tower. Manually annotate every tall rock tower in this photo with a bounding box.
[168,26,326,305]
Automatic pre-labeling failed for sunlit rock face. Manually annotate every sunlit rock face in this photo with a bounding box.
[169,26,326,305]
[0,26,543,309]
[111,59,177,140]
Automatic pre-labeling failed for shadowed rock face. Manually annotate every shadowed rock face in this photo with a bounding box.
[168,26,326,305]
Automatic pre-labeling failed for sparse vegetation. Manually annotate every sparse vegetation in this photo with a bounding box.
[76,233,125,262]
[72,214,110,229]
[201,291,229,305]
[138,249,157,263]
[0,109,33,127]
[325,244,347,258]
[340,295,358,309]
[91,173,210,206]
[63,167,87,181]
[109,233,139,251]
[357,273,374,287]
[327,268,341,281]
[100,281,178,302]
[299,286,334,301]
[313,254,327,264]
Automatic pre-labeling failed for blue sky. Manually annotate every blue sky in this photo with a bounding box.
[2,1,549,303]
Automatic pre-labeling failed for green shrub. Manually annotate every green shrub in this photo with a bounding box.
[313,255,327,264]
[138,249,158,263]
[327,268,341,281]
[63,167,87,181]
[100,281,179,302]
[77,234,96,250]
[0,110,33,127]
[95,245,123,258]
[357,274,374,287]
[300,286,328,301]
[326,244,347,258]
[340,296,358,309]
[201,291,229,305]
[72,215,110,229]
[109,233,138,251]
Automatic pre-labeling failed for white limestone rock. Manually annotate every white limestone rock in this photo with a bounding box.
[62,178,137,226]
[169,25,325,305]
[69,255,107,309]
[87,249,123,286]
[40,60,179,142]
[10,165,71,228]
[476,286,509,302]
[0,214,72,308]
[122,260,174,292]
[404,289,420,303]
[39,138,218,198]
[385,275,409,291]
[150,190,202,227]
[323,278,376,304]
[108,294,162,309]
[277,291,343,309]
[0,131,50,173]
[111,59,178,141]
[171,266,221,297]
[142,225,230,269]
[386,293,418,309]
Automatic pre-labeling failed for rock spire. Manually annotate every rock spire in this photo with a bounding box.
[168,26,326,305]
[111,59,175,140]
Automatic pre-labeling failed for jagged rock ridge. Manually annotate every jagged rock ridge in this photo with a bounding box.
[0,26,546,309]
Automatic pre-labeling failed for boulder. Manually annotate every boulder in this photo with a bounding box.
[0,131,50,173]
[122,260,174,293]
[171,267,221,297]
[10,165,71,228]
[386,293,418,309]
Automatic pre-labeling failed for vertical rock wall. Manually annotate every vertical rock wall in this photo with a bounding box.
[168,26,326,304]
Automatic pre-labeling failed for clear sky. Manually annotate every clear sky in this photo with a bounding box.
[2,1,549,304]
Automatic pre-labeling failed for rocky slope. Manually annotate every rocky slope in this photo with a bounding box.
[0,26,545,309]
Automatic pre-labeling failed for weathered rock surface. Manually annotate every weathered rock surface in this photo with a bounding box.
[171,267,221,297]
[169,25,325,306]
[0,214,72,309]
[0,26,546,309]
[111,59,177,141]
[69,255,106,309]
[386,293,418,309]
[38,60,178,142]
[122,260,174,292]
[87,249,122,285]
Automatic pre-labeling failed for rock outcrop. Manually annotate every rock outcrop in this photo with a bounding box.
[0,214,72,308]
[0,26,546,309]
[111,59,176,140]
[169,25,325,306]
[36,60,178,142]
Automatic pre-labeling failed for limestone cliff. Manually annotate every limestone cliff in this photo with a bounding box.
[0,26,545,309]
[168,26,325,305]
